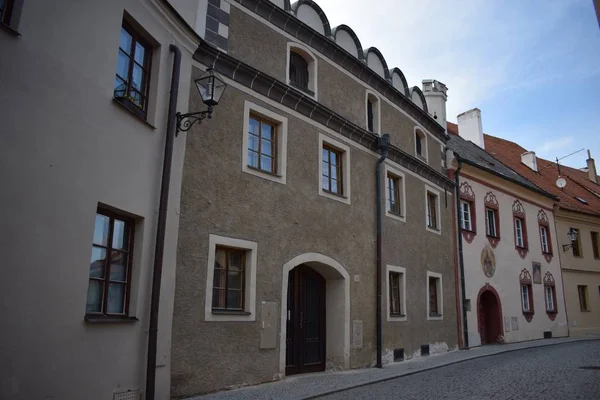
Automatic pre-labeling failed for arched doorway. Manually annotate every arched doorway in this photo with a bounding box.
[477,284,504,345]
[279,253,350,376]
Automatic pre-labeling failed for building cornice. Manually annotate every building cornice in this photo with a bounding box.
[195,42,455,191]
[233,0,448,143]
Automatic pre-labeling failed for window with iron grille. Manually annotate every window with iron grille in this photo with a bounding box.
[247,114,277,174]
[86,208,134,316]
[386,173,402,216]
[289,51,309,92]
[114,21,152,119]
[212,247,246,311]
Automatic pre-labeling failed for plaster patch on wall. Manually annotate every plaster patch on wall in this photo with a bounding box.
[383,348,395,365]
[429,341,449,355]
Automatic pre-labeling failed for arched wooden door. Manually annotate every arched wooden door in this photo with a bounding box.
[285,265,326,375]
[478,288,503,345]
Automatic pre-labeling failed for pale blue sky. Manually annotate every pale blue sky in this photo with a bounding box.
[316,0,600,168]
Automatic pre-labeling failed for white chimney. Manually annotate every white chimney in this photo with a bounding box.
[457,108,484,149]
[521,151,538,172]
[587,150,598,184]
[422,79,448,131]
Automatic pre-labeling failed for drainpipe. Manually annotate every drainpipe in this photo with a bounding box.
[454,158,469,348]
[375,133,390,368]
[146,43,181,400]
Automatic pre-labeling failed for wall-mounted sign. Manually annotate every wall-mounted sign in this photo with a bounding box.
[481,245,496,278]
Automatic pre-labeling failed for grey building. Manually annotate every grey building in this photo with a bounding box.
[170,0,458,396]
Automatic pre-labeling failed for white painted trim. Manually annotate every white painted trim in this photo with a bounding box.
[279,253,351,374]
[426,271,443,321]
[386,265,407,322]
[318,133,351,205]
[226,1,445,146]
[414,126,428,163]
[425,184,442,235]
[204,234,258,322]
[365,90,381,135]
[242,100,288,184]
[383,164,406,223]
[191,60,453,194]
[286,42,318,101]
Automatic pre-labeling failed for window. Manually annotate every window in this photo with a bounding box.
[514,217,526,248]
[205,235,258,321]
[365,92,380,134]
[387,173,402,216]
[486,208,498,237]
[521,284,532,312]
[571,228,582,257]
[0,0,22,32]
[212,247,246,311]
[318,133,351,204]
[427,272,443,319]
[425,186,441,233]
[537,210,553,261]
[114,21,152,119]
[387,265,406,321]
[460,201,473,231]
[591,232,599,259]
[287,43,317,98]
[545,285,555,312]
[540,225,549,253]
[242,101,288,184]
[248,114,276,174]
[86,208,134,316]
[415,129,427,161]
[578,285,589,312]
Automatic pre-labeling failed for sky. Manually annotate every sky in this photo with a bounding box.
[315,0,600,169]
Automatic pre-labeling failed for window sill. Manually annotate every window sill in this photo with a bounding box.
[522,311,534,315]
[1,22,20,36]
[85,315,139,324]
[390,313,406,318]
[288,81,316,98]
[426,225,441,235]
[112,98,156,130]
[386,211,406,222]
[461,228,476,234]
[580,309,591,313]
[486,234,500,239]
[427,313,443,321]
[319,188,350,205]
[211,310,252,316]
[247,166,280,177]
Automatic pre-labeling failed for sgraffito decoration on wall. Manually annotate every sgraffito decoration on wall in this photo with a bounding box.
[480,245,496,278]
[532,262,542,284]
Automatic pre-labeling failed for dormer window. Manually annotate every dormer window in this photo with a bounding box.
[287,44,317,98]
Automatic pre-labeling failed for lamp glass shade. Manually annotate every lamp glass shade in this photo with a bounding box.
[194,67,227,107]
[567,228,578,242]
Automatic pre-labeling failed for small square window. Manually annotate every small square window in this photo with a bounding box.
[318,133,351,205]
[86,207,135,317]
[427,272,443,320]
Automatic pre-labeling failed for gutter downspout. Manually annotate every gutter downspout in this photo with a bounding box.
[375,133,390,368]
[146,43,181,400]
[454,158,469,348]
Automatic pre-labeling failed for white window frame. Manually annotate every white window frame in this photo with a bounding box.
[204,234,258,322]
[242,100,288,185]
[386,265,407,321]
[425,185,441,234]
[521,284,530,312]
[286,42,318,100]
[540,225,549,253]
[384,164,406,222]
[486,208,497,237]
[460,200,472,231]
[365,90,381,135]
[515,218,524,247]
[545,286,555,312]
[414,127,428,162]
[318,132,351,205]
[426,271,443,320]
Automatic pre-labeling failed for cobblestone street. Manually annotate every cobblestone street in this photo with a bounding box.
[318,341,600,400]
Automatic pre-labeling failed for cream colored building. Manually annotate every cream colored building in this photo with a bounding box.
[0,1,197,399]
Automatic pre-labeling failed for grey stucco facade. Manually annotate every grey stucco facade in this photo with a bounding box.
[171,0,457,397]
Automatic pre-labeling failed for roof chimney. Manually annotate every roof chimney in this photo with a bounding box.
[587,150,598,184]
[521,151,538,172]
[457,108,484,149]
[422,79,448,132]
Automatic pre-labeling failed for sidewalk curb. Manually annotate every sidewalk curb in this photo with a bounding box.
[300,338,600,400]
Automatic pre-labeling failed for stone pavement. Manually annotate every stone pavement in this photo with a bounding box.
[187,337,600,400]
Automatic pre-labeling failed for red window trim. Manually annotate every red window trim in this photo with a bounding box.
[519,268,534,322]
[513,200,528,259]
[484,191,500,248]
[459,182,476,243]
[537,210,553,262]
[543,271,558,320]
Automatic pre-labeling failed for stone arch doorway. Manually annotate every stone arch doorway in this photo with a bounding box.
[477,284,504,345]
[279,253,350,376]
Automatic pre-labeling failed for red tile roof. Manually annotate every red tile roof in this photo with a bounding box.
[447,121,600,216]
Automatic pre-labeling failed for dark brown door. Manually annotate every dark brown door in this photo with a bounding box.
[479,290,501,344]
[285,265,326,375]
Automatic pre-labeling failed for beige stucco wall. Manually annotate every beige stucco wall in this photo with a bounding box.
[0,1,195,399]
[555,210,600,336]
[459,167,568,347]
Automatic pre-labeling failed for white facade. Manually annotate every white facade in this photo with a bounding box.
[0,1,196,399]
[458,170,569,347]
